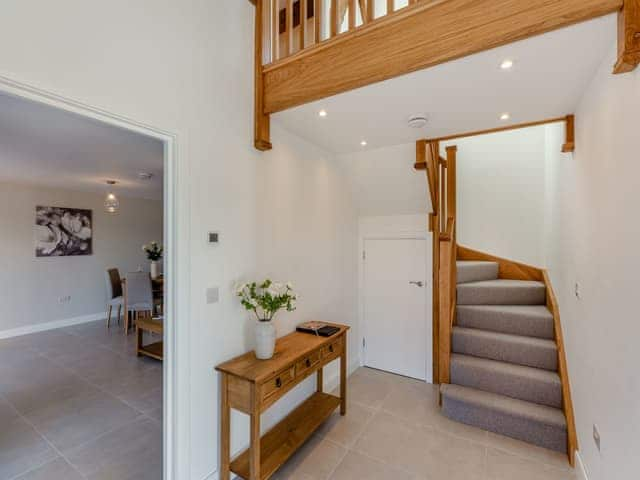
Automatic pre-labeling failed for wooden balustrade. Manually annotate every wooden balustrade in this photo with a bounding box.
[417,140,456,383]
[262,0,424,64]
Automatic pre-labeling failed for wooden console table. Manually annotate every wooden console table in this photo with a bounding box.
[215,323,349,480]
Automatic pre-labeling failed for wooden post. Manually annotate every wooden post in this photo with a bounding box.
[300,0,307,50]
[562,114,575,153]
[272,0,279,62]
[220,374,231,480]
[255,0,272,150]
[367,0,374,22]
[340,339,347,415]
[349,0,356,29]
[331,0,338,37]
[249,384,261,480]
[317,367,324,392]
[387,0,394,14]
[613,0,640,74]
[314,0,321,43]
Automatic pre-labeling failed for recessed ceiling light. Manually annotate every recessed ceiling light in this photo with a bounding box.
[408,114,428,129]
[138,172,153,180]
[500,113,510,121]
[500,59,514,70]
[318,109,327,117]
[360,140,367,146]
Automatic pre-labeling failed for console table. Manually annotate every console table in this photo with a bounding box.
[215,323,349,480]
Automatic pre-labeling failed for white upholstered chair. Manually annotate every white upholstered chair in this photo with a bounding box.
[104,268,124,328]
[124,271,154,334]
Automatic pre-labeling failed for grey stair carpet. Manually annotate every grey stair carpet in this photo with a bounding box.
[457,261,499,283]
[450,353,562,408]
[456,305,554,339]
[452,327,558,370]
[457,279,546,305]
[441,384,567,452]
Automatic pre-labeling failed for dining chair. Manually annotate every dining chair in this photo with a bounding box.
[124,271,154,334]
[104,268,124,328]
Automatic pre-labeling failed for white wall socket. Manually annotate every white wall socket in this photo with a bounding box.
[58,295,71,304]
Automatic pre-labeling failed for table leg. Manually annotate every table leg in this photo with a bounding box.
[250,384,261,480]
[340,336,347,415]
[220,375,230,480]
[316,367,324,393]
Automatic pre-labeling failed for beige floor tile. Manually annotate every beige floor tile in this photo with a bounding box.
[25,388,141,453]
[13,458,84,480]
[329,451,422,480]
[345,371,393,409]
[0,416,57,480]
[66,417,162,480]
[352,411,436,477]
[315,402,375,448]
[486,448,577,480]
[272,436,346,480]
[485,431,572,470]
[381,380,488,444]
[419,425,486,480]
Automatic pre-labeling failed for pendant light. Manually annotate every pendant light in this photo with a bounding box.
[104,180,120,214]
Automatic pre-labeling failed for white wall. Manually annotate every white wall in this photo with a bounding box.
[442,127,548,265]
[338,128,549,265]
[543,47,640,480]
[0,181,162,335]
[232,124,359,452]
[0,2,258,479]
[337,142,429,216]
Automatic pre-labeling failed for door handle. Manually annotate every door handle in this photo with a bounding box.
[409,281,424,287]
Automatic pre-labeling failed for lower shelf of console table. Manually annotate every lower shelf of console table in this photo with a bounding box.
[215,323,349,480]
[230,392,340,480]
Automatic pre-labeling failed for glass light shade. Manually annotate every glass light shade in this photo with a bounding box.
[104,192,119,213]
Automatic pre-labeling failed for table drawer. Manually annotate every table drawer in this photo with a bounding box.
[321,336,343,361]
[262,366,295,401]
[296,350,321,378]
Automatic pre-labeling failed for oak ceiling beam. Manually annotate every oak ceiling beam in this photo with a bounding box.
[262,0,623,114]
[614,0,640,73]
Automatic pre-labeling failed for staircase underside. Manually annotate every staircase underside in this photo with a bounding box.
[440,259,569,455]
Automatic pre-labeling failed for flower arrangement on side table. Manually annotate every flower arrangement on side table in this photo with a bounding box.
[236,279,297,359]
[142,241,163,279]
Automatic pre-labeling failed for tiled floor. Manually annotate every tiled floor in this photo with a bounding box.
[0,320,162,480]
[272,367,577,480]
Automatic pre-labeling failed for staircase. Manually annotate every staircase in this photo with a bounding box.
[440,260,567,453]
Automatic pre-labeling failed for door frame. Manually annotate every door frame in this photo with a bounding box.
[358,227,433,383]
[0,74,188,480]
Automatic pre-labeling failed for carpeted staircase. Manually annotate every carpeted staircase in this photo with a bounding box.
[440,260,567,453]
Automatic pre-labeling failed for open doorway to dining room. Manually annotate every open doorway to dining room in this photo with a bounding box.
[0,87,173,480]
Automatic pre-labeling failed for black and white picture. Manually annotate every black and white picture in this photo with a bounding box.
[34,206,93,257]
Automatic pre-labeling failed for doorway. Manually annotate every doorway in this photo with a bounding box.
[0,80,179,480]
[362,237,431,381]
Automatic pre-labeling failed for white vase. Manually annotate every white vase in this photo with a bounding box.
[150,261,160,280]
[255,320,276,360]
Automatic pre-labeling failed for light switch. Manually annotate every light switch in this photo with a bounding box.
[206,287,219,304]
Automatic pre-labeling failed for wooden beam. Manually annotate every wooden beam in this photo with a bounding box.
[562,114,575,153]
[423,116,568,144]
[614,0,640,73]
[255,0,272,150]
[262,0,622,113]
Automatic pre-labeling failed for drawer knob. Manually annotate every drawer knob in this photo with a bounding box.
[329,345,334,353]
[275,377,282,388]
[305,358,311,367]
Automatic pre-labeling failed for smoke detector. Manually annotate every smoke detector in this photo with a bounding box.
[408,114,428,129]
[138,172,153,180]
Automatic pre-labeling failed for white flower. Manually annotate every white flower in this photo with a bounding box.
[286,282,294,290]
[234,282,247,295]
[249,298,258,307]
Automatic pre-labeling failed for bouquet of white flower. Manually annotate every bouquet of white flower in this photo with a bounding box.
[142,241,163,261]
[236,279,296,322]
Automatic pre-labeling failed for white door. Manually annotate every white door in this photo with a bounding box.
[363,238,431,381]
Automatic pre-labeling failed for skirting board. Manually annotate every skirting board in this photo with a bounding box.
[576,451,590,480]
[0,312,106,339]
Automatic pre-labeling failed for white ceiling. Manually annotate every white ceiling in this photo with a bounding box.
[274,15,616,154]
[0,92,164,200]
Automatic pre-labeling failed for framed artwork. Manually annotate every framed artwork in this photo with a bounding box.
[34,206,93,257]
